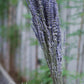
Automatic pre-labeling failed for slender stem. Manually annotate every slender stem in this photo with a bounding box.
[76,2,84,84]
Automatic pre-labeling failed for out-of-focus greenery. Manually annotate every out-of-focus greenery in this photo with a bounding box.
[10,0,18,5]
[0,0,8,18]
[21,59,84,84]
[25,60,53,84]
[0,25,20,48]
[0,0,18,18]
[22,59,84,84]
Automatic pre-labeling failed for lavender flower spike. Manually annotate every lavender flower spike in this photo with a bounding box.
[26,0,63,84]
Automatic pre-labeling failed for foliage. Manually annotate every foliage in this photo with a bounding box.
[8,25,20,49]
[10,0,18,5]
[23,13,32,20]
[24,60,53,84]
[0,0,8,18]
[30,38,38,46]
[0,0,18,18]
[0,25,20,49]
[67,29,84,37]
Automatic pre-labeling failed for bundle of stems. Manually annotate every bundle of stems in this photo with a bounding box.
[26,0,63,84]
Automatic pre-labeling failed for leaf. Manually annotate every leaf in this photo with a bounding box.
[64,55,74,61]
[62,69,70,76]
[67,29,84,37]
[23,13,32,19]
[65,5,81,9]
[71,12,84,18]
[65,22,80,25]
[30,38,38,46]
[10,0,18,5]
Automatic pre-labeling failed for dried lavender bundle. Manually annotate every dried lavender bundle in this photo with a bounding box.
[26,0,63,84]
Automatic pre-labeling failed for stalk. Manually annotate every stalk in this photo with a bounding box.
[26,0,63,84]
[63,1,71,84]
[80,45,84,74]
[76,1,84,84]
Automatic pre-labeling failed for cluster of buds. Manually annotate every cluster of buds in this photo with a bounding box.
[26,0,62,78]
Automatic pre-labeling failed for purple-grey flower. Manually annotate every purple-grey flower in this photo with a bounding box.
[26,0,63,84]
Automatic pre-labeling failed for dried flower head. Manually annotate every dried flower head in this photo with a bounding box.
[26,0,62,80]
